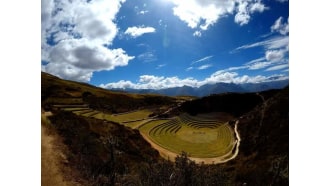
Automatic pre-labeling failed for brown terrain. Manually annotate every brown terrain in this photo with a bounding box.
[41,111,86,186]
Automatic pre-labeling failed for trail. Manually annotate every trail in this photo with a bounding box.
[256,93,266,127]
[139,120,241,164]
[41,111,81,186]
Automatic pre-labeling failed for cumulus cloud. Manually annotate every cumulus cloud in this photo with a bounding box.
[234,0,268,25]
[235,1,250,25]
[100,71,288,90]
[124,26,156,38]
[169,0,267,30]
[41,0,134,82]
[271,16,289,35]
[44,38,134,82]
[249,1,268,13]
[102,75,200,89]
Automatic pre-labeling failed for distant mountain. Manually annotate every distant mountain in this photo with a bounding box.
[110,80,289,97]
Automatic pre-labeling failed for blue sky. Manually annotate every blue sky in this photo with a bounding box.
[41,0,288,90]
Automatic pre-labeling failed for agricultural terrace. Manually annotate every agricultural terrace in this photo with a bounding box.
[60,106,239,163]
[139,113,238,162]
[61,106,154,127]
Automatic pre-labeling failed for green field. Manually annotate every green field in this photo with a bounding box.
[63,106,236,159]
[139,114,236,158]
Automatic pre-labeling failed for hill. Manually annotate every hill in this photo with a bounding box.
[42,72,177,113]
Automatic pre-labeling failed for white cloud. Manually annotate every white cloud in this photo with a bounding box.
[170,0,233,30]
[169,0,267,30]
[197,64,213,70]
[186,67,194,71]
[41,0,134,82]
[249,1,268,13]
[101,74,201,89]
[271,16,289,35]
[265,49,286,62]
[139,10,149,15]
[139,75,164,84]
[234,16,289,72]
[156,64,166,69]
[234,0,268,25]
[203,71,239,84]
[234,36,289,51]
[248,61,273,70]
[45,38,134,82]
[100,71,288,90]
[138,51,157,63]
[235,1,250,26]
[215,57,285,72]
[193,31,202,37]
[101,80,136,89]
[203,72,288,84]
[191,55,213,64]
[266,64,289,71]
[124,26,156,38]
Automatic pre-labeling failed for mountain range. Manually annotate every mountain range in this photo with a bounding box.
[110,80,289,97]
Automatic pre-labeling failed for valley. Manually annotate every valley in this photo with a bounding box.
[41,72,288,185]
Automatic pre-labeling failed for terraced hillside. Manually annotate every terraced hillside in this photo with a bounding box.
[42,72,288,185]
[139,113,238,162]
[56,103,238,163]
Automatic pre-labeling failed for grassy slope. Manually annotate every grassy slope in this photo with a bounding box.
[41,72,177,113]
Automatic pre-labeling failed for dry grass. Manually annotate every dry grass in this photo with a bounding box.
[41,113,84,186]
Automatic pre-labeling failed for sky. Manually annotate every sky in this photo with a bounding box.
[41,0,289,90]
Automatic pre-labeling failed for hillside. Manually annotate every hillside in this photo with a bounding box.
[222,87,289,185]
[41,72,288,185]
[42,72,177,113]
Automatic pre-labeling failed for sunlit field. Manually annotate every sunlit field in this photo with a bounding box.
[60,106,236,159]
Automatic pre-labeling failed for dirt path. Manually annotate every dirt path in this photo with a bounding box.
[41,112,81,186]
[256,93,266,127]
[139,120,241,164]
